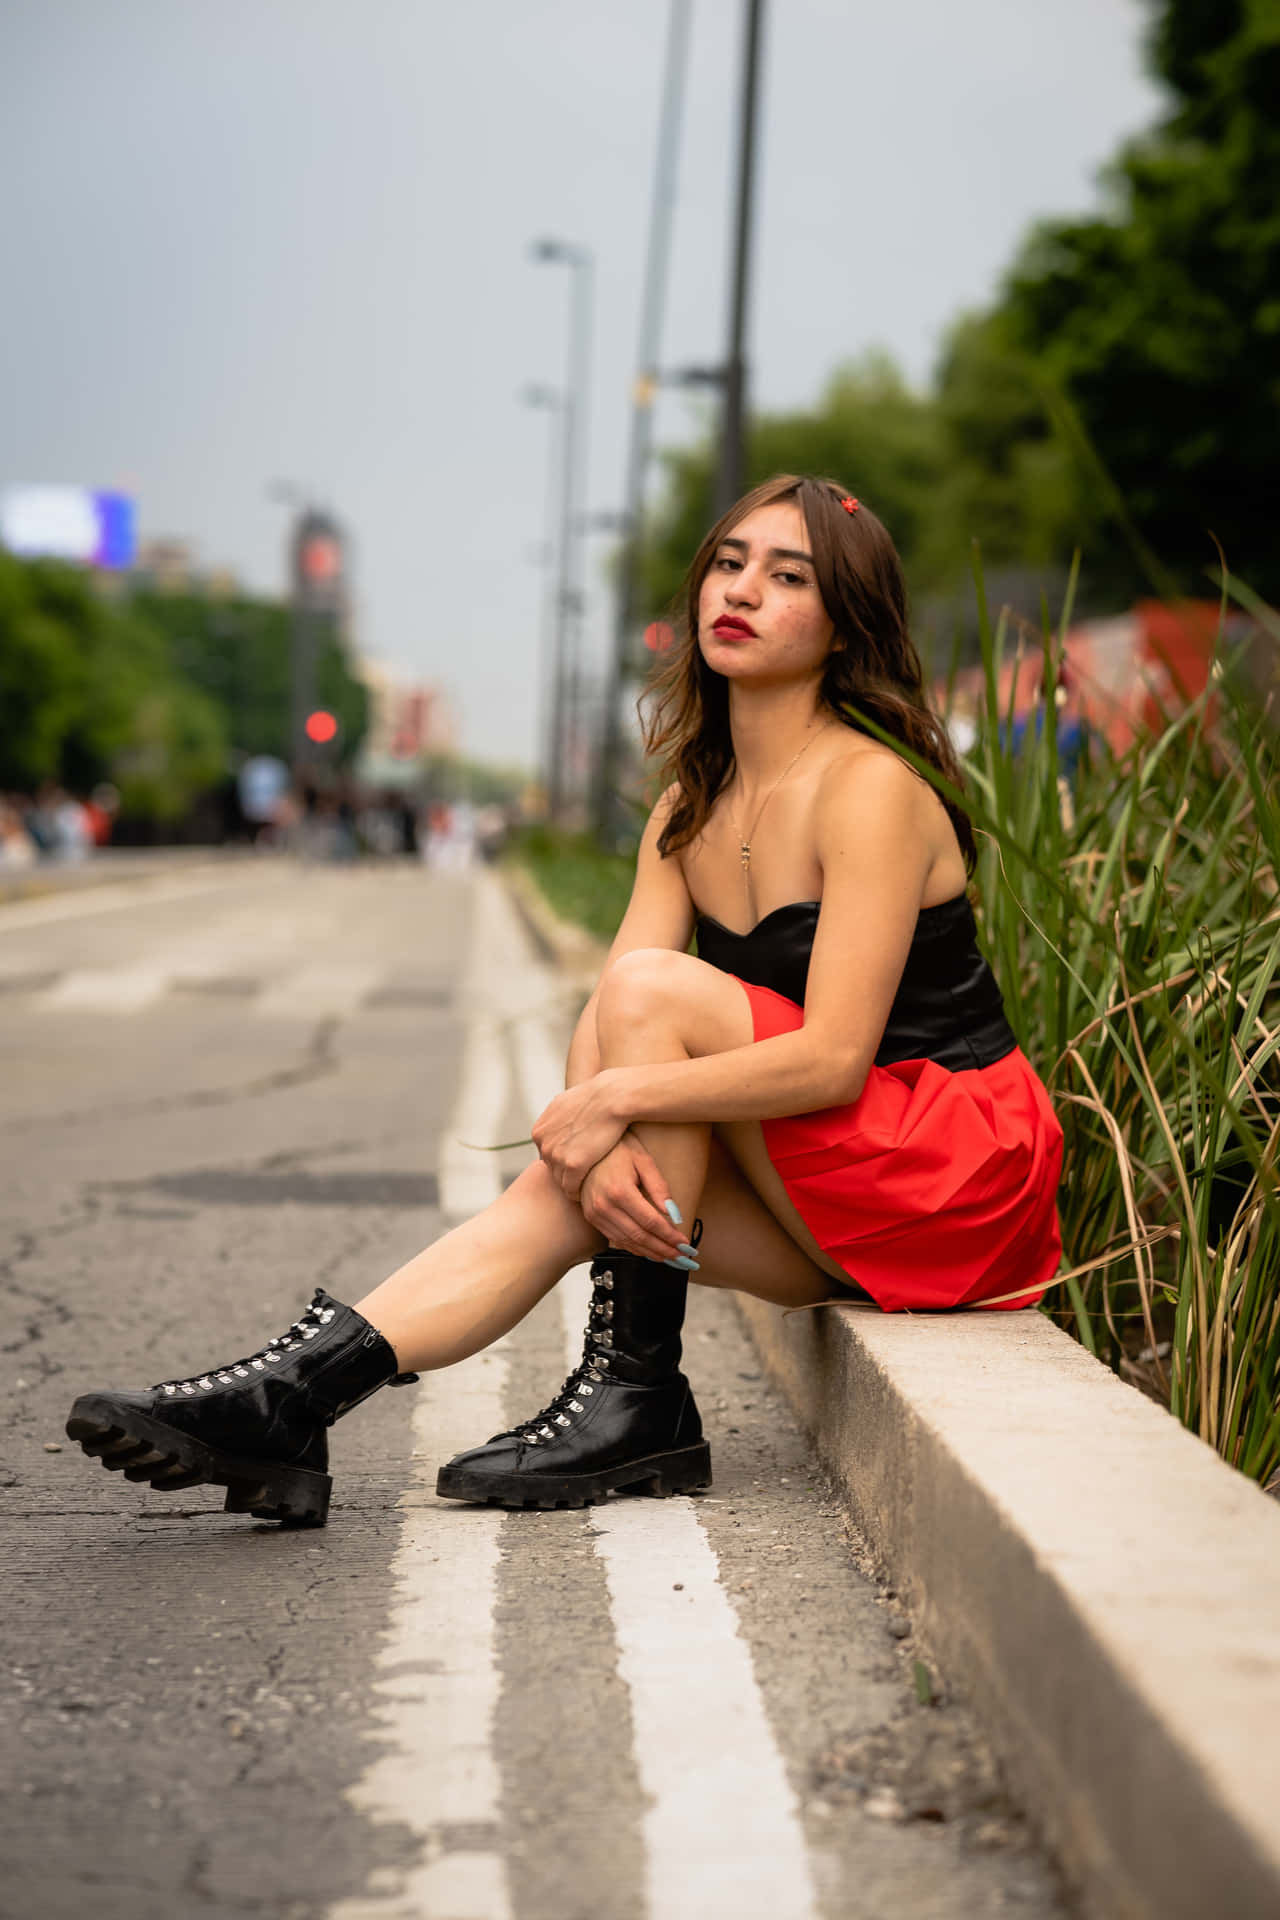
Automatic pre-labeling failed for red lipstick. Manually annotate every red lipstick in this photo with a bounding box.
[712,615,756,637]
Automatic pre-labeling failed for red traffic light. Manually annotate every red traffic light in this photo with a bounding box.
[304,710,338,744]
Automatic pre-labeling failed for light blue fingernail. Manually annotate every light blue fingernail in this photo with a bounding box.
[677,1242,699,1258]
[664,1199,683,1226]
[670,1254,700,1271]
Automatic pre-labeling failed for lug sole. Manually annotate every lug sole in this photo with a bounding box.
[65,1394,331,1527]
[434,1440,712,1510]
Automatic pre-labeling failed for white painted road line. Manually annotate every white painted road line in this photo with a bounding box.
[331,1344,513,1920]
[37,968,170,1012]
[0,871,242,932]
[331,868,513,1920]
[524,897,819,1920]
[592,1502,819,1920]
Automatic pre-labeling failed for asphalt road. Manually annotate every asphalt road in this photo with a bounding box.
[0,857,1071,1920]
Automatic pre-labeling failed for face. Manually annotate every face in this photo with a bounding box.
[697,500,835,686]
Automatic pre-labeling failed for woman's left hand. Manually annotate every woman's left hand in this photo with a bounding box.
[532,1070,630,1200]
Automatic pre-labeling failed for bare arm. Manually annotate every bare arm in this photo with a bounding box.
[601,754,937,1127]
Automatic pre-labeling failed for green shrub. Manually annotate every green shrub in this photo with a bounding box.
[917,562,1279,1484]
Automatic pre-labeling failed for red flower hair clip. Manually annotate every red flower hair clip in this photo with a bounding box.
[839,495,860,514]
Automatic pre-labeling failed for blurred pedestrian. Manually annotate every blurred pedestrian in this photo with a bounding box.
[0,797,36,870]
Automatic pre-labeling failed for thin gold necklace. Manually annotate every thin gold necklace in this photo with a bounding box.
[734,720,833,898]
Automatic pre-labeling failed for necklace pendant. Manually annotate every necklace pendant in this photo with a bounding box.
[739,843,751,870]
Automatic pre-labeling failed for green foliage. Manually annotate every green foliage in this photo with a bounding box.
[0,554,228,815]
[133,591,368,764]
[999,0,1280,602]
[642,354,944,620]
[508,825,635,946]
[524,559,1280,1485]
[922,573,1278,1484]
[418,752,528,808]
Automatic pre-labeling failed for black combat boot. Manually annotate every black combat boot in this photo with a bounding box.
[435,1249,711,1508]
[65,1288,414,1527]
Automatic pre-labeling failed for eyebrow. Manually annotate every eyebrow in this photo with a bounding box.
[718,536,815,566]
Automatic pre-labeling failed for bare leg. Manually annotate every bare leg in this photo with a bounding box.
[593,949,755,1226]
[596,949,859,1305]
[360,949,859,1373]
[355,1160,601,1373]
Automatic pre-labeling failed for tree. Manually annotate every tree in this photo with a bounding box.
[131,590,369,764]
[999,0,1280,601]
[0,555,226,815]
[641,353,942,620]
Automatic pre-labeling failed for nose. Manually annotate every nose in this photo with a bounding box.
[725,560,762,607]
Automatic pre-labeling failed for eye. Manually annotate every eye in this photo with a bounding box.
[713,554,742,572]
[776,569,810,587]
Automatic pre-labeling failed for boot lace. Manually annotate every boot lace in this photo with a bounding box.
[155,1295,337,1397]
[514,1266,617,1443]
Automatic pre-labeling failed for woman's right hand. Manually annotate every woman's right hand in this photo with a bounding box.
[579,1131,690,1265]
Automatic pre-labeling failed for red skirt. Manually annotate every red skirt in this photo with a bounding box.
[740,979,1064,1312]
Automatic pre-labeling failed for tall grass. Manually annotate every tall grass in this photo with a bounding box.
[519,583,1279,1485]
[921,564,1279,1485]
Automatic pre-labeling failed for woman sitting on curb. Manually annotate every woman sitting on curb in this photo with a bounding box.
[66,476,1064,1526]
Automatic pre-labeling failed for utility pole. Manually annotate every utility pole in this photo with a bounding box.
[592,0,693,845]
[714,0,766,520]
[533,240,594,822]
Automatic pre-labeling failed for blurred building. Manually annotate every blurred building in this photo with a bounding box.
[354,657,455,786]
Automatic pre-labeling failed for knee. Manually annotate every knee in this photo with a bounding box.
[596,948,687,1043]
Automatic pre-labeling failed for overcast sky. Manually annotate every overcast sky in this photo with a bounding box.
[2,0,1164,765]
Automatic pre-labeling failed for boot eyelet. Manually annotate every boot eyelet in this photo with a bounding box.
[555,1413,571,1427]
[568,1400,584,1413]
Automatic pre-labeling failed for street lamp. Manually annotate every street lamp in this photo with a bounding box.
[531,237,594,821]
[521,383,564,814]
[715,0,767,518]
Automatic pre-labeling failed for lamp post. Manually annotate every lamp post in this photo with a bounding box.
[531,237,594,822]
[521,383,564,815]
[714,0,767,519]
[593,0,693,845]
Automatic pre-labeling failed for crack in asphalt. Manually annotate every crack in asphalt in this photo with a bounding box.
[0,1017,340,1137]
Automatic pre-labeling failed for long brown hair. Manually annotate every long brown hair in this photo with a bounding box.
[643,473,976,870]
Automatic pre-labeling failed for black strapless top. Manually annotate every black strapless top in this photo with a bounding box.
[695,894,1016,1072]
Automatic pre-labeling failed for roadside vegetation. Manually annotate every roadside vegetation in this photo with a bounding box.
[508,823,635,945]
[932,575,1278,1489]
[513,576,1280,1488]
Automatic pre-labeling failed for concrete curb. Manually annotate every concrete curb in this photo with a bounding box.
[739,1296,1280,1920]
[502,864,1280,1920]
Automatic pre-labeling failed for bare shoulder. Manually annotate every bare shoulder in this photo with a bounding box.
[815,737,931,825]
[639,782,683,851]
